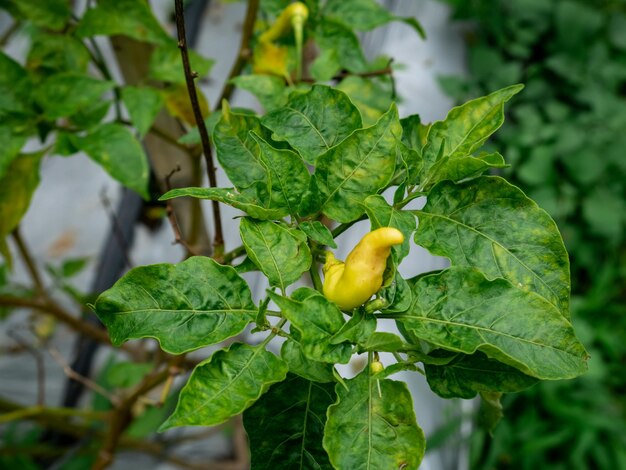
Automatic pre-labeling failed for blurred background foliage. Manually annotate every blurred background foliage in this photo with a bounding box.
[441,0,626,468]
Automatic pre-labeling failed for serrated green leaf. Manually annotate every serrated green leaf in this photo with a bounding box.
[415,176,570,315]
[230,74,288,112]
[363,194,416,260]
[160,343,288,430]
[6,0,70,30]
[240,219,311,290]
[77,0,170,45]
[323,0,425,37]
[281,339,336,383]
[336,76,394,126]
[323,369,425,470]
[34,73,114,120]
[269,288,352,364]
[93,257,256,354]
[399,267,588,380]
[0,151,44,264]
[424,351,539,399]
[149,44,214,84]
[244,374,335,469]
[160,187,287,220]
[74,123,149,199]
[121,86,164,137]
[261,85,362,164]
[420,84,523,185]
[315,104,401,222]
[298,221,337,248]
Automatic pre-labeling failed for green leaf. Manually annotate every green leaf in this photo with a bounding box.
[0,127,27,180]
[422,151,508,191]
[424,351,539,399]
[6,0,70,30]
[337,76,394,126]
[149,44,214,84]
[363,195,416,260]
[478,391,503,435]
[330,309,376,345]
[0,151,44,264]
[93,257,257,354]
[359,332,405,352]
[378,272,413,314]
[121,86,164,137]
[281,338,336,383]
[27,32,91,74]
[77,0,170,45]
[415,176,571,315]
[74,123,149,199]
[244,374,335,469]
[250,132,311,216]
[230,75,288,112]
[34,73,114,120]
[400,114,429,152]
[261,85,363,164]
[316,104,401,222]
[398,267,588,380]
[160,187,287,220]
[298,221,337,248]
[314,19,368,74]
[160,343,288,430]
[240,219,311,290]
[213,105,268,190]
[323,0,425,37]
[106,362,154,389]
[269,288,352,364]
[310,48,341,81]
[323,369,425,469]
[420,84,523,185]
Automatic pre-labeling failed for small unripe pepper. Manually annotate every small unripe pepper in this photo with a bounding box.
[322,227,404,311]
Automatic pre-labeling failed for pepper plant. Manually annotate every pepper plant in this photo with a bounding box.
[0,0,588,468]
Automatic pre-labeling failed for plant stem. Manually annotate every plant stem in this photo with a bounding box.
[12,228,45,296]
[174,0,224,257]
[215,0,260,108]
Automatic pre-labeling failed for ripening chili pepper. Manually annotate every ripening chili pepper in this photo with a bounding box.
[322,227,404,311]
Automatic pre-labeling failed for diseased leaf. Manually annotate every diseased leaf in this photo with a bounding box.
[244,374,335,469]
[363,194,416,260]
[240,219,311,290]
[261,85,362,164]
[299,221,337,248]
[420,84,523,184]
[269,288,352,364]
[424,351,539,399]
[121,86,164,137]
[316,104,401,222]
[329,309,376,345]
[323,369,425,470]
[34,73,114,120]
[422,151,508,191]
[415,176,570,315]
[398,267,588,380]
[160,187,287,220]
[0,151,44,264]
[337,76,394,126]
[160,343,288,430]
[74,123,149,199]
[314,19,368,74]
[93,257,256,354]
[77,0,170,45]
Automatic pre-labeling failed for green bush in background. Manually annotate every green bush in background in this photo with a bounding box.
[441,0,626,468]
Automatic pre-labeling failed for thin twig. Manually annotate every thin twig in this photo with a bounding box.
[174,0,224,257]
[9,329,45,406]
[100,189,134,269]
[0,295,111,345]
[12,227,45,296]
[215,0,260,108]
[48,346,121,407]
[164,166,201,257]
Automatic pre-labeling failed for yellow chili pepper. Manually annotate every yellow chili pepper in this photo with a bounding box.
[259,2,309,43]
[322,227,404,311]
